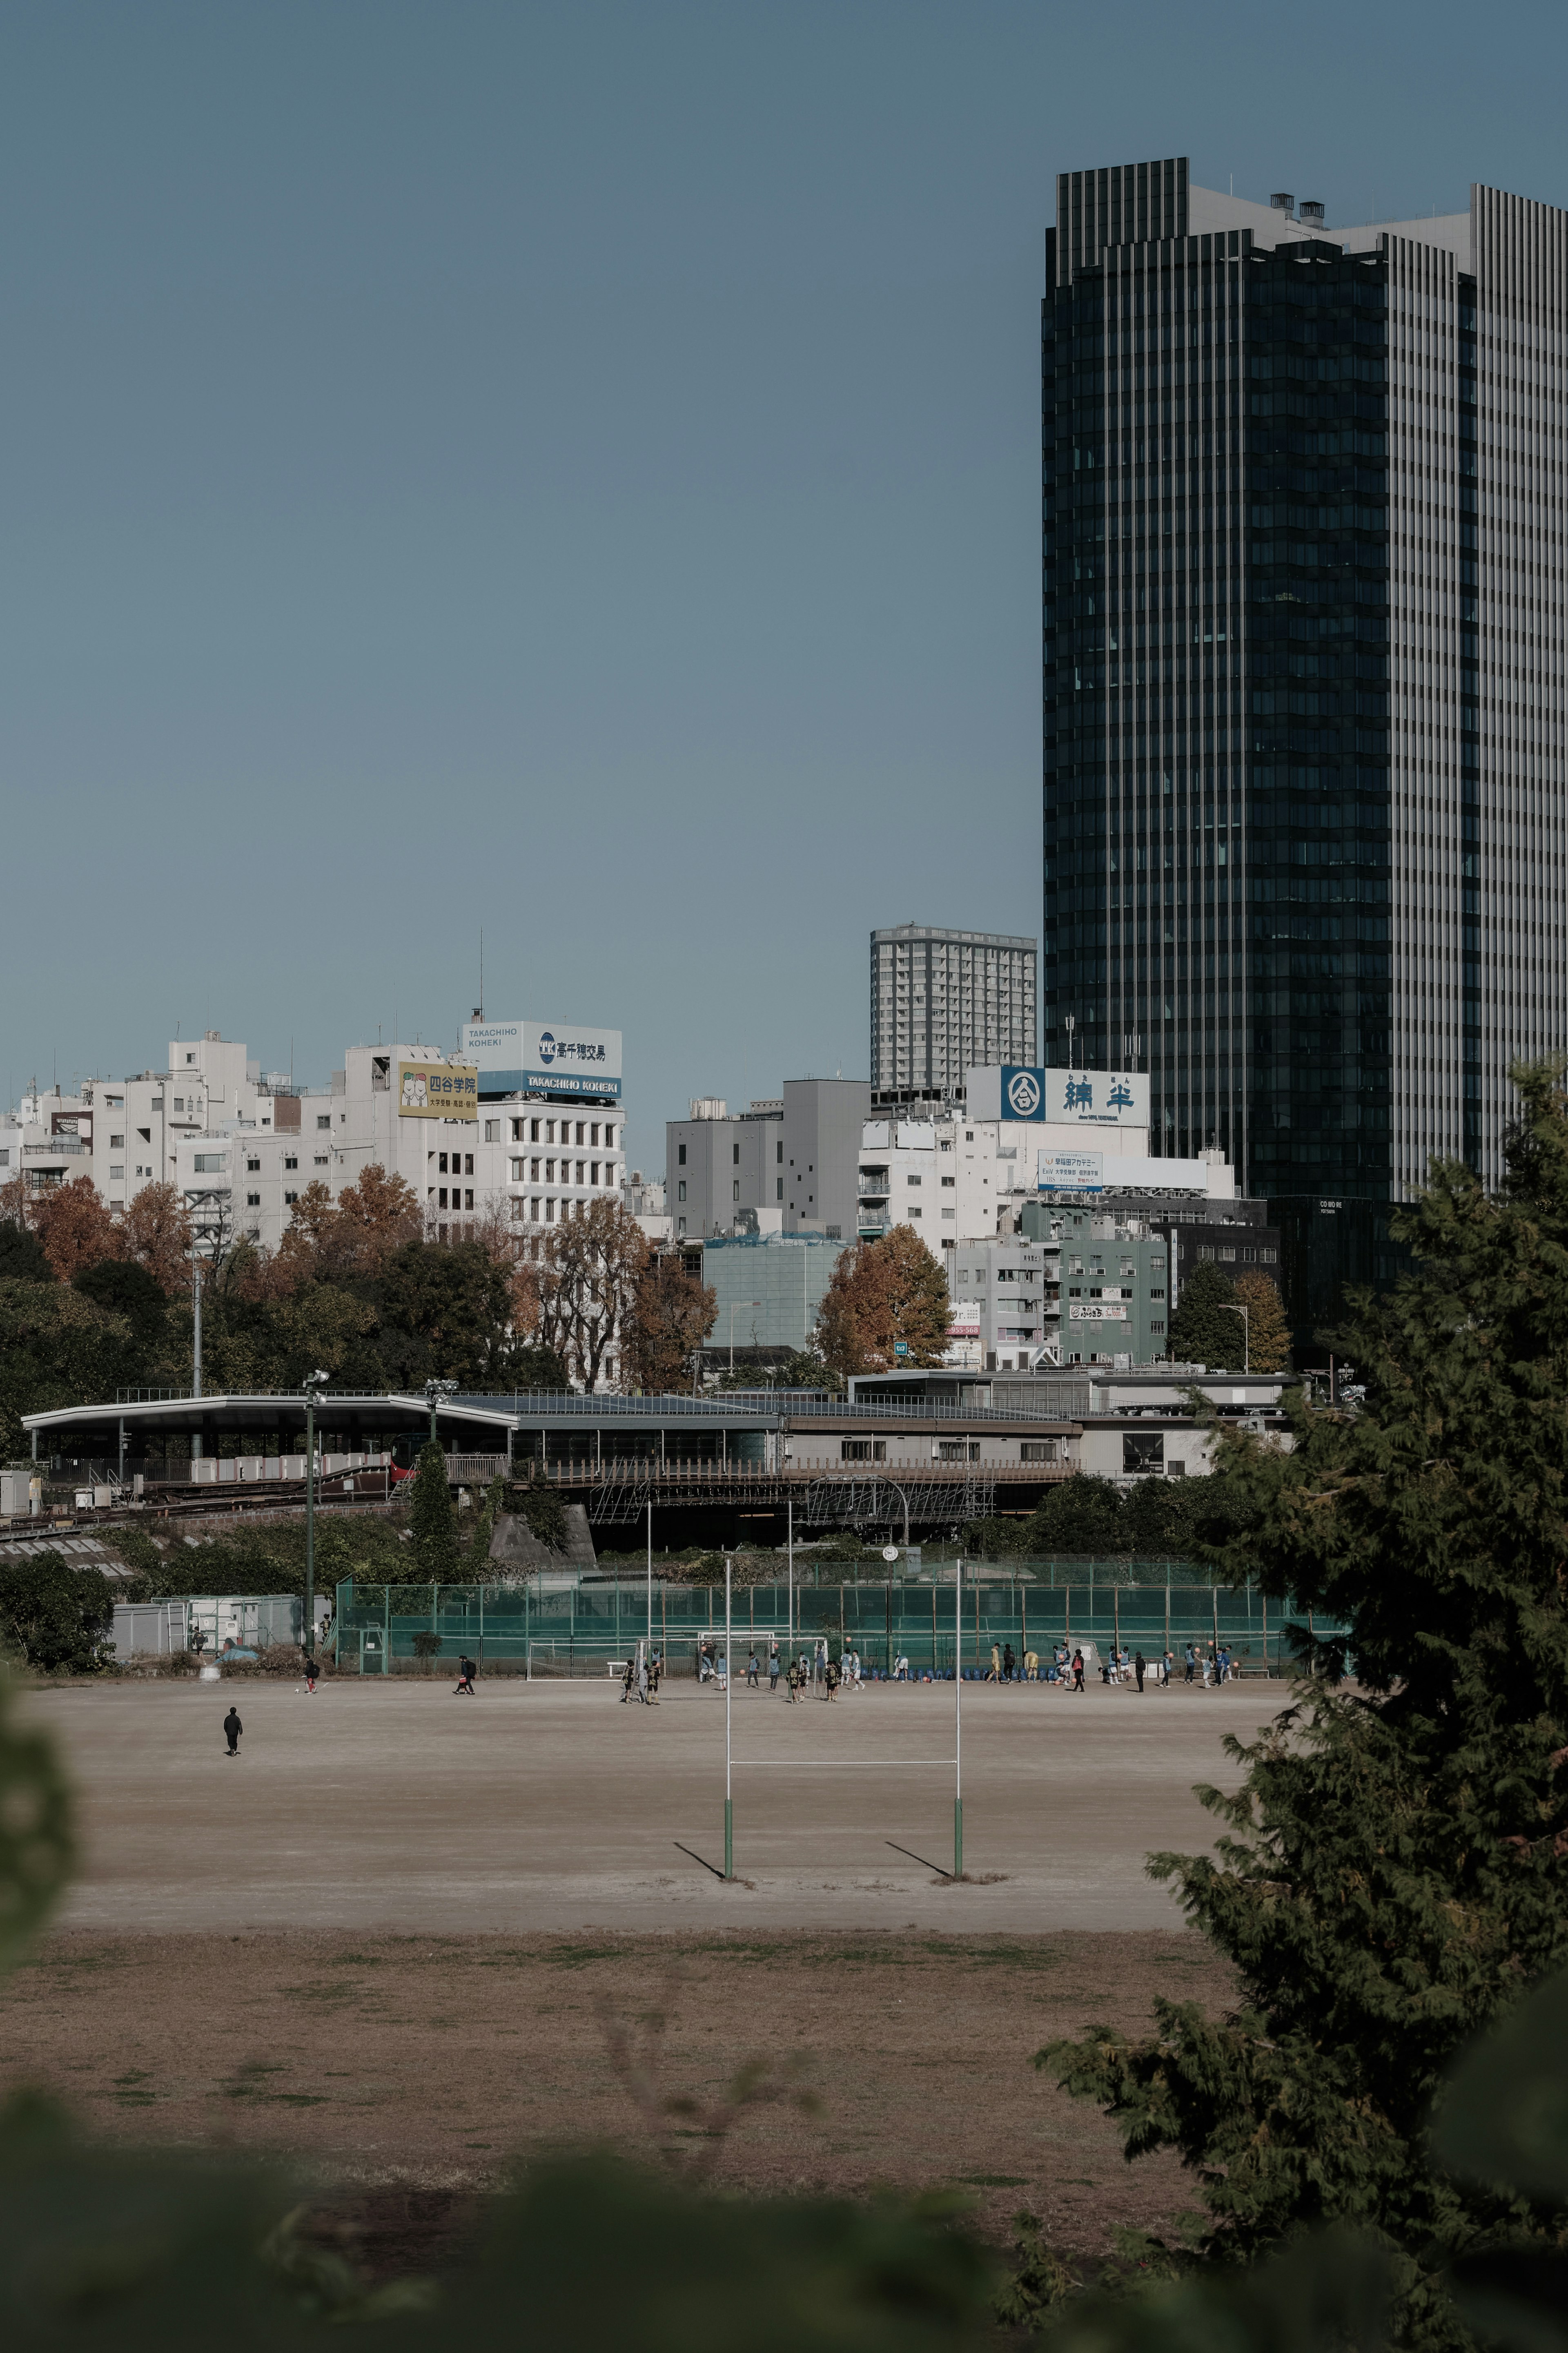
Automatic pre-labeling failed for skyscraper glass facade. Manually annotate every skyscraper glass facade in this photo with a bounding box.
[1044,161,1568,1216]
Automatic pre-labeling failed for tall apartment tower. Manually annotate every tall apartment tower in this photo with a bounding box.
[1044,160,1567,1218]
[870,924,1038,1101]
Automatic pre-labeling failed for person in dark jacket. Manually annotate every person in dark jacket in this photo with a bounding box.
[303,1655,318,1695]
[1134,1650,1147,1692]
[455,1656,477,1695]
[223,1707,242,1756]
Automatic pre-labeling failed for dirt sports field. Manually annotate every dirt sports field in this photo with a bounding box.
[1,1676,1270,2265]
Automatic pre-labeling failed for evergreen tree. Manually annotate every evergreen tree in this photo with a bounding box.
[511,1460,569,1554]
[1166,1258,1243,1367]
[0,1552,115,1673]
[1022,1474,1127,1555]
[1232,1269,1292,1374]
[1046,1063,1568,2350]
[408,1442,459,1580]
[464,1476,506,1575]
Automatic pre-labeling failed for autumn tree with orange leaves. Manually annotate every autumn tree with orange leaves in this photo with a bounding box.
[815,1224,951,1379]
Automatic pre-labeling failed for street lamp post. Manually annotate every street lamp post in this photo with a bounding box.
[424,1377,458,1447]
[1220,1303,1250,1374]
[304,1371,330,1664]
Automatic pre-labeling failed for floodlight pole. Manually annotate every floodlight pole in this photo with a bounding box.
[305,1391,316,1664]
[787,1493,794,1650]
[303,1373,330,1666]
[954,1555,964,1880]
[724,1554,734,1881]
[646,1497,653,1654]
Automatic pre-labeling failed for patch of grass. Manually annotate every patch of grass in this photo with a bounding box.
[958,2172,1029,2188]
[956,1943,1064,1971]
[224,2061,287,2100]
[543,1944,629,1969]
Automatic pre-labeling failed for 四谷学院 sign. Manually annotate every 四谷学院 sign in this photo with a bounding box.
[397,1063,479,1120]
[459,1020,622,1101]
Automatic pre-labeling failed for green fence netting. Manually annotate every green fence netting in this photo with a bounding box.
[332,1568,1344,1679]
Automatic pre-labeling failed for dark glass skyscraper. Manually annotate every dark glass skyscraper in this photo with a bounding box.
[1043,161,1568,1216]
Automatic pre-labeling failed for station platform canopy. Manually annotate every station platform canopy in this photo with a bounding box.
[20,1391,519,1456]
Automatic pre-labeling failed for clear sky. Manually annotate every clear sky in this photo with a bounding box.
[4,0,1566,1167]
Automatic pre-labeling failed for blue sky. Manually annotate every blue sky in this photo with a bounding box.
[4,0,1565,1166]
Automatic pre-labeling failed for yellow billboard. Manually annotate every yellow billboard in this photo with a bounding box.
[397,1062,479,1120]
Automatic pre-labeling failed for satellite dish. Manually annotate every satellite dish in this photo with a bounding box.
[882,1545,900,1563]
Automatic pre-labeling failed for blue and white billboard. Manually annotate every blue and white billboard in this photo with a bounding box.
[966,1065,1148,1127]
[1037,1150,1104,1191]
[460,1019,623,1101]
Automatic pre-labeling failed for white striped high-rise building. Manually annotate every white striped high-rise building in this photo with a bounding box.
[870,924,1038,1102]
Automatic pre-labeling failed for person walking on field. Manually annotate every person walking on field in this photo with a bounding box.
[303,1654,318,1695]
[455,1655,476,1695]
[768,1647,781,1695]
[1134,1650,1146,1693]
[223,1706,242,1757]
[1071,1649,1085,1694]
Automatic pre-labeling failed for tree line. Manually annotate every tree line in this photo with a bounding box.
[0,1162,1289,1460]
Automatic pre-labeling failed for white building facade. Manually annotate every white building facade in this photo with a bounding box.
[3,1023,626,1263]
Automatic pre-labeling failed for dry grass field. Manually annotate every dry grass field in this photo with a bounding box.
[0,1675,1273,2266]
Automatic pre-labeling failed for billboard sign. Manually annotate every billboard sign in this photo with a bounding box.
[1040,1068,1147,1126]
[460,1019,623,1101]
[966,1066,1148,1126]
[397,1062,479,1120]
[1069,1301,1131,1322]
[1037,1150,1104,1191]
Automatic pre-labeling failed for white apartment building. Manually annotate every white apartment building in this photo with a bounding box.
[3,1025,626,1261]
[0,1034,289,1216]
[870,925,1037,1098]
[185,1042,626,1253]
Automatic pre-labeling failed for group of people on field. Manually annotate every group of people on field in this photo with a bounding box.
[620,1649,664,1704]
[693,1634,866,1700]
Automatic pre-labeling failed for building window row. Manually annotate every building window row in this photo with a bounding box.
[509,1117,617,1147]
